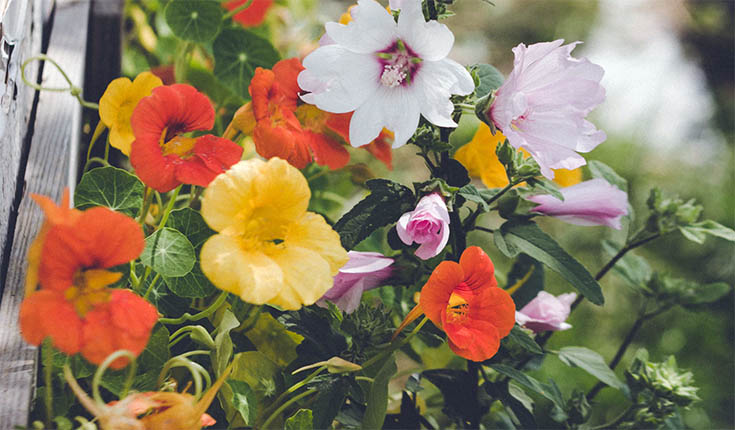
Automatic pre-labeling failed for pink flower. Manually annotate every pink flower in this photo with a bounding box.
[527,178,629,229]
[516,291,577,333]
[396,193,450,260]
[318,251,394,313]
[487,40,606,179]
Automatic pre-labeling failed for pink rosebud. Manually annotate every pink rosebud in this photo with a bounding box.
[318,251,394,313]
[527,178,629,229]
[516,291,577,333]
[488,40,606,179]
[396,193,450,260]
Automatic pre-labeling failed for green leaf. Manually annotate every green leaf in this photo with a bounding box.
[334,179,415,250]
[285,409,314,430]
[213,28,280,97]
[212,309,241,376]
[525,177,564,202]
[312,377,349,429]
[498,221,604,305]
[164,208,217,297]
[163,264,216,298]
[362,354,398,430]
[682,282,732,305]
[505,253,545,308]
[679,220,735,244]
[245,313,303,368]
[505,325,543,355]
[74,166,145,216]
[458,184,490,211]
[140,228,196,277]
[472,64,504,98]
[587,160,628,192]
[167,208,215,249]
[489,364,565,411]
[422,369,476,421]
[602,240,651,289]
[222,351,282,426]
[138,323,171,371]
[558,346,627,391]
[164,0,223,43]
[228,379,258,426]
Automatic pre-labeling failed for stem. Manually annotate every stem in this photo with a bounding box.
[467,361,480,428]
[85,121,106,166]
[21,55,98,108]
[263,366,326,421]
[158,185,183,230]
[138,187,153,226]
[42,339,53,428]
[92,350,137,403]
[82,156,110,172]
[260,388,317,430]
[362,317,429,369]
[143,273,161,300]
[158,291,228,324]
[474,226,494,234]
[223,0,254,20]
[484,181,517,207]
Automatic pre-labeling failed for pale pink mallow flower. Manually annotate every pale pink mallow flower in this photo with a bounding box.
[396,193,450,260]
[298,0,474,148]
[488,40,606,179]
[516,291,577,333]
[527,178,629,229]
[318,251,394,313]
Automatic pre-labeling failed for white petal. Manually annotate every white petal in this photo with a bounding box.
[414,60,473,128]
[325,0,397,54]
[397,0,454,61]
[379,86,421,147]
[350,93,389,147]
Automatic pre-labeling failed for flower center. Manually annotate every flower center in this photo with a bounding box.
[236,213,288,253]
[377,39,422,88]
[445,291,469,324]
[160,129,197,158]
[64,269,122,316]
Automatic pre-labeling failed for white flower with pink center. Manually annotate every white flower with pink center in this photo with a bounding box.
[298,0,474,148]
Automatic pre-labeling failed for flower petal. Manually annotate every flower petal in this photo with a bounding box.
[324,0,397,54]
[419,260,463,327]
[19,290,82,354]
[396,0,454,61]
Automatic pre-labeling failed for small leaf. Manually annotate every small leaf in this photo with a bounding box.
[525,177,564,202]
[499,221,603,305]
[362,354,398,430]
[165,0,223,43]
[505,325,543,355]
[312,377,349,430]
[285,409,314,430]
[602,240,652,289]
[679,220,735,243]
[213,309,241,376]
[458,184,490,211]
[213,28,280,97]
[558,346,627,391]
[140,228,196,277]
[587,160,627,192]
[74,166,145,216]
[682,282,732,305]
[472,64,504,98]
[334,179,415,250]
[228,379,258,426]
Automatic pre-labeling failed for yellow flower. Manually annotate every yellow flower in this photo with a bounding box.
[200,158,348,310]
[99,71,162,155]
[454,123,582,188]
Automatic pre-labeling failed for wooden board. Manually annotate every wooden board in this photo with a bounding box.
[0,0,90,426]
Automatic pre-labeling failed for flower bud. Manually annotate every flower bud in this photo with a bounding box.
[495,139,515,166]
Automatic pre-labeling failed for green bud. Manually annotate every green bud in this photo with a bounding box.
[188,325,215,349]
[326,356,362,373]
[675,199,703,225]
[474,92,495,128]
[517,162,540,178]
[495,140,515,166]
[566,389,592,425]
[497,192,520,219]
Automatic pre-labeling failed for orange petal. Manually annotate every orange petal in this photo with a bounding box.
[446,320,500,362]
[20,290,83,354]
[272,58,304,108]
[459,246,497,291]
[419,261,464,328]
[304,131,349,170]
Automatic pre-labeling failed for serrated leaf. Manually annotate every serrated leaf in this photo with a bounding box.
[213,28,280,97]
[587,160,627,192]
[473,64,504,98]
[489,364,565,410]
[498,220,604,305]
[165,0,223,43]
[228,379,258,426]
[679,220,735,243]
[458,184,490,211]
[285,409,314,430]
[362,354,398,430]
[334,179,415,250]
[74,166,145,216]
[558,347,626,391]
[141,228,196,277]
[505,325,543,355]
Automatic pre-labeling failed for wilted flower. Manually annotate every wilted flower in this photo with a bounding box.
[397,193,450,260]
[419,247,515,361]
[527,178,629,229]
[515,291,577,333]
[200,158,348,310]
[318,251,394,313]
[486,40,606,179]
[298,0,474,148]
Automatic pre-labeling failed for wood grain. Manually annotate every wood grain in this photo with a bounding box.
[0,0,89,426]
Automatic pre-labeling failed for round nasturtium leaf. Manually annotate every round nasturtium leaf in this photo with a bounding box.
[165,0,223,43]
[140,227,196,278]
[213,27,280,97]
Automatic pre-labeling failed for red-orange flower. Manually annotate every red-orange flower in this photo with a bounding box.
[224,0,273,27]
[419,246,515,361]
[19,192,158,368]
[130,84,243,192]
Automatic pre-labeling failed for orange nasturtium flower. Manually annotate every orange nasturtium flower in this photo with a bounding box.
[99,71,163,155]
[130,84,244,192]
[200,158,349,310]
[419,246,516,361]
[19,191,157,368]
[455,123,582,188]
[223,0,273,27]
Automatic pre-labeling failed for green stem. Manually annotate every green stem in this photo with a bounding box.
[158,185,183,230]
[484,181,518,207]
[138,187,153,226]
[85,121,106,166]
[129,261,140,289]
[42,339,53,428]
[263,366,326,421]
[81,156,110,172]
[92,350,137,402]
[21,54,99,109]
[158,291,228,324]
[590,405,634,430]
[260,388,317,430]
[362,316,429,369]
[143,273,161,300]
[223,0,254,20]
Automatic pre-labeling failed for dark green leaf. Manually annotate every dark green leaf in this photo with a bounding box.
[312,377,349,430]
[472,64,504,98]
[244,313,303,368]
[228,380,258,426]
[141,228,196,277]
[558,347,626,391]
[602,240,651,289]
[505,253,545,308]
[587,160,628,192]
[498,221,604,305]
[679,220,735,244]
[437,158,470,187]
[167,208,215,249]
[163,264,216,298]
[74,166,145,216]
[138,324,171,371]
[334,179,415,250]
[422,369,477,421]
[362,354,398,429]
[505,325,543,355]
[458,184,490,211]
[165,0,223,43]
[213,28,280,97]
[525,177,564,202]
[285,409,314,430]
[489,364,566,411]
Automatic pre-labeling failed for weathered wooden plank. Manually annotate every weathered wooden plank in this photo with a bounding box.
[0,0,90,426]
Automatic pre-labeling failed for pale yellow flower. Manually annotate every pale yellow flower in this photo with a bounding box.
[454,123,582,188]
[200,158,348,310]
[99,71,162,155]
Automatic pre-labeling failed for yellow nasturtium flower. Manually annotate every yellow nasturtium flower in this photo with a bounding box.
[200,158,349,310]
[99,71,162,155]
[454,123,582,188]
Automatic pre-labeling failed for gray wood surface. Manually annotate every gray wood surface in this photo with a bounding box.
[0,0,90,426]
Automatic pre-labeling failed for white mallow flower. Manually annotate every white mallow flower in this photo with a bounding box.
[298,0,474,148]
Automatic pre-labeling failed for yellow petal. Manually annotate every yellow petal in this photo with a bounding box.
[201,159,262,232]
[286,212,348,274]
[269,246,333,310]
[251,158,310,224]
[454,123,510,188]
[551,167,582,187]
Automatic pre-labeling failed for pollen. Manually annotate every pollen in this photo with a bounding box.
[380,64,407,88]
